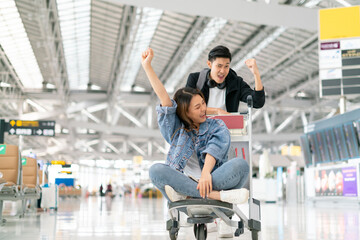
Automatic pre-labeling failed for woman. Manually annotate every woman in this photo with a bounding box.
[142,48,249,204]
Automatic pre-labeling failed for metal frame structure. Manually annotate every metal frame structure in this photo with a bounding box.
[0,0,359,165]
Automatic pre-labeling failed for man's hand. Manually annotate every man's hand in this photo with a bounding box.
[141,48,154,68]
[197,171,212,198]
[206,107,230,115]
[245,59,259,76]
[245,58,263,91]
[217,108,230,115]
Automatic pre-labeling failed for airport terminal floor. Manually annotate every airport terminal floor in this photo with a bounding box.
[1,196,359,240]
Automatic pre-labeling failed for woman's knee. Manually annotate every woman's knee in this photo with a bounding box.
[230,157,249,173]
[149,163,168,181]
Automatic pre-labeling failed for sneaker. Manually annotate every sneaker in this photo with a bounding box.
[218,219,233,238]
[220,188,249,204]
[165,185,187,202]
[207,219,218,233]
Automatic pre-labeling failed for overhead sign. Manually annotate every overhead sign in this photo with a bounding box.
[319,6,360,97]
[319,6,360,40]
[6,120,55,137]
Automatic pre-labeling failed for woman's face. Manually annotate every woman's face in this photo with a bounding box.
[186,94,207,126]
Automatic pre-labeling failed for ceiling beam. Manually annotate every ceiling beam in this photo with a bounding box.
[105,0,318,31]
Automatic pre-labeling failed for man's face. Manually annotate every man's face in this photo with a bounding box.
[207,57,230,84]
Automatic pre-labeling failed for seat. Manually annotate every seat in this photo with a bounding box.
[21,157,41,215]
[22,157,40,197]
[0,145,24,223]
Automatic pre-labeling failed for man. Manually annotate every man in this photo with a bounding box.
[186,45,265,237]
[186,45,265,114]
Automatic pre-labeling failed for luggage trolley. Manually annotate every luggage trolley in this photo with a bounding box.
[166,96,261,240]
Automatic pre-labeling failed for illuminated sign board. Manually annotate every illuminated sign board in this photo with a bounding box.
[6,120,55,136]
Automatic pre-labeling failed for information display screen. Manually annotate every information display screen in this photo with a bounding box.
[343,122,360,158]
[316,131,330,162]
[308,133,322,164]
[323,128,340,162]
[333,125,350,160]
[355,120,360,144]
[300,135,312,166]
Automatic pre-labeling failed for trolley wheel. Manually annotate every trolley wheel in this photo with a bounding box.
[194,224,207,240]
[169,227,179,240]
[251,230,259,240]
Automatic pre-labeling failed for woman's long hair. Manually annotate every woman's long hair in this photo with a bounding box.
[173,87,205,130]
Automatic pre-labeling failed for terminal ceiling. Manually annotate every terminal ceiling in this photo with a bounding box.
[0,0,359,164]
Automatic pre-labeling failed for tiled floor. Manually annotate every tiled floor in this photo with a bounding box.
[0,196,359,239]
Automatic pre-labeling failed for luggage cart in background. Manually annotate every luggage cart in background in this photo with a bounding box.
[166,96,261,240]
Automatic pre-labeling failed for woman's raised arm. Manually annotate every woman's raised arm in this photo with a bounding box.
[141,48,172,107]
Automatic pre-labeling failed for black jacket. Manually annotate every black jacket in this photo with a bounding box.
[186,68,265,112]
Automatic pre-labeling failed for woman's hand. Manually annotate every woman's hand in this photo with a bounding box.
[141,48,172,107]
[197,171,212,198]
[141,48,154,68]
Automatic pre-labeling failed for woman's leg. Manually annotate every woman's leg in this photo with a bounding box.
[149,163,201,201]
[211,157,249,191]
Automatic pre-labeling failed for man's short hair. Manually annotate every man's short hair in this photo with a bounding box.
[208,45,232,62]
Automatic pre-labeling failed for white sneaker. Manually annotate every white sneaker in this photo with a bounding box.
[218,219,233,238]
[220,188,249,204]
[207,219,218,233]
[165,185,187,202]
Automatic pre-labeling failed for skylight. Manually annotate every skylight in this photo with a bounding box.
[0,0,43,88]
[119,8,163,91]
[164,18,227,92]
[57,0,91,89]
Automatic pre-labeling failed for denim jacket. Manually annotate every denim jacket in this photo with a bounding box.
[156,99,230,172]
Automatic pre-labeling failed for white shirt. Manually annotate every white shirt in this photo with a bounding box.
[183,151,202,180]
[207,87,226,111]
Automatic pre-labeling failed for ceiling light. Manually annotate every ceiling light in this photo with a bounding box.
[26,99,47,112]
[0,82,12,87]
[335,0,351,7]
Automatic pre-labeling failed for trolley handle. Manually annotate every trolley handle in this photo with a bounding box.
[247,95,253,108]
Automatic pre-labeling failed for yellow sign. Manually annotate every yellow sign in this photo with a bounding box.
[133,155,143,165]
[281,146,289,156]
[319,6,360,40]
[10,120,40,127]
[21,121,39,127]
[290,146,302,157]
[281,145,301,156]
[16,120,22,127]
[51,160,65,165]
